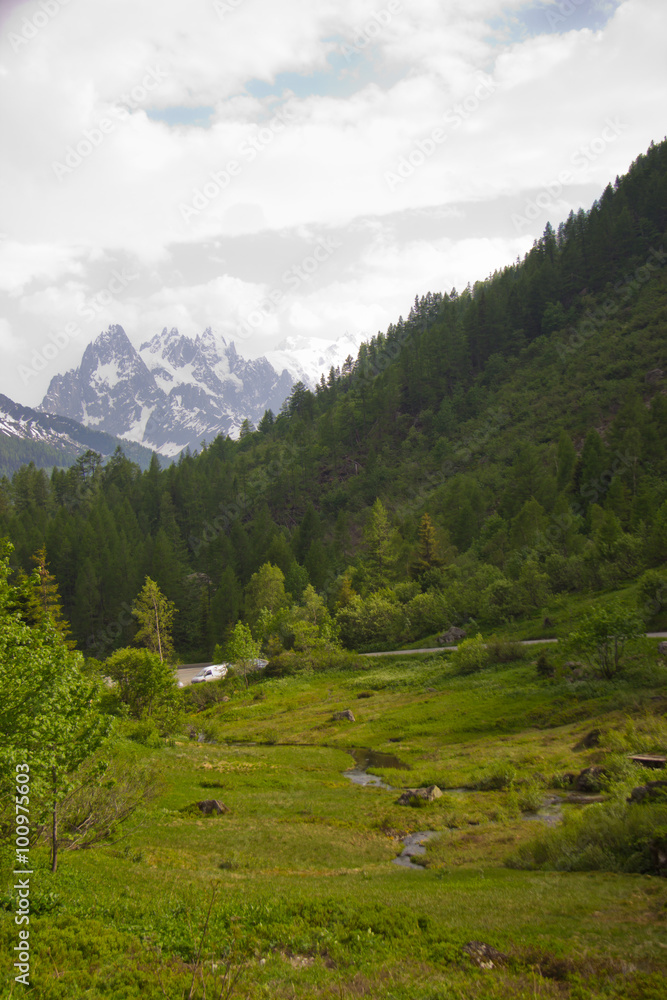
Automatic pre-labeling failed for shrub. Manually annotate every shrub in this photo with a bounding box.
[507,800,667,875]
[536,652,555,677]
[452,634,488,674]
[517,782,544,813]
[566,602,644,679]
[487,638,526,663]
[265,648,365,677]
[126,717,162,748]
[473,763,517,791]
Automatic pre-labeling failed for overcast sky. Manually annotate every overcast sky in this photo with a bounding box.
[0,0,665,406]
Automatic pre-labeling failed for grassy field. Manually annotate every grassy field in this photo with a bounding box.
[3,643,667,998]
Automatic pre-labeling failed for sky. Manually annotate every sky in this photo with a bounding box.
[0,0,666,405]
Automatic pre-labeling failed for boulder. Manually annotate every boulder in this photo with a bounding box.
[627,780,667,805]
[645,368,664,384]
[397,785,443,806]
[462,942,508,969]
[437,626,467,646]
[332,709,355,722]
[658,642,667,657]
[574,766,606,793]
[196,799,229,815]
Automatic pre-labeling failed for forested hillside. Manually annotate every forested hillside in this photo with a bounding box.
[1,138,666,660]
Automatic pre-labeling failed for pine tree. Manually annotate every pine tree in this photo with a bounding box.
[31,546,76,648]
[411,513,444,577]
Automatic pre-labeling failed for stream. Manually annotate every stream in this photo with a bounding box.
[341,748,605,870]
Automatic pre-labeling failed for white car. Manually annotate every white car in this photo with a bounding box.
[190,663,229,684]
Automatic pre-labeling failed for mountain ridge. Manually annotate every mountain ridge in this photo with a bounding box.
[39,325,367,457]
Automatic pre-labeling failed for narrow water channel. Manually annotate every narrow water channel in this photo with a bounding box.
[343,747,410,789]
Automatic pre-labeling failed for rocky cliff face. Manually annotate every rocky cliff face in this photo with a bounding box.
[41,324,295,457]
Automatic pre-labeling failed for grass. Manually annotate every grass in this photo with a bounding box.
[3,649,667,998]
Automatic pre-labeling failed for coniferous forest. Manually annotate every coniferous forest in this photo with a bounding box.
[2,138,666,661]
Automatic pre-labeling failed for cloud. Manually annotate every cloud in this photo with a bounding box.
[1,0,666,406]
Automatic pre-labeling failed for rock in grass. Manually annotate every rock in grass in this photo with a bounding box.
[196,799,229,815]
[627,780,667,804]
[332,709,355,722]
[462,942,508,969]
[437,626,467,646]
[397,785,442,806]
[574,766,606,793]
[658,642,667,657]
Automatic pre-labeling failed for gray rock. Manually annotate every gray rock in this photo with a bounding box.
[437,626,467,646]
[462,942,508,969]
[196,799,229,815]
[332,709,355,722]
[574,766,606,793]
[658,642,667,657]
[397,785,443,806]
[645,368,664,384]
[627,780,667,805]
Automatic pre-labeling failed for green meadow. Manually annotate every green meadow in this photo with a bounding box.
[3,643,667,999]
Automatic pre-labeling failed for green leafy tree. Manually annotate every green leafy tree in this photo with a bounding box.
[226,621,260,688]
[132,576,176,663]
[0,541,110,872]
[568,602,644,679]
[244,563,288,632]
[104,647,178,719]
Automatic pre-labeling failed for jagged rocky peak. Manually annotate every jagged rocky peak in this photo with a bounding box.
[39,323,300,456]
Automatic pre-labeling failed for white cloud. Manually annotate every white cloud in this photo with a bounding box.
[1,0,666,405]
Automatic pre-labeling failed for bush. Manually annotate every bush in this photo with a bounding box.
[536,652,555,677]
[265,648,365,677]
[126,717,162,747]
[637,568,667,622]
[452,634,488,674]
[517,782,545,813]
[508,800,667,874]
[473,763,517,791]
[183,677,232,712]
[487,638,526,663]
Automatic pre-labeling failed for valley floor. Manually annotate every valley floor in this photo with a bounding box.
[3,647,667,998]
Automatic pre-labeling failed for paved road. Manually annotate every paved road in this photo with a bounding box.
[175,635,667,677]
[361,632,667,658]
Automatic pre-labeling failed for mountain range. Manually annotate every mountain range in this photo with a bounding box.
[0,392,155,477]
[39,325,363,457]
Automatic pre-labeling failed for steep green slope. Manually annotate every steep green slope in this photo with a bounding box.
[0,138,665,658]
